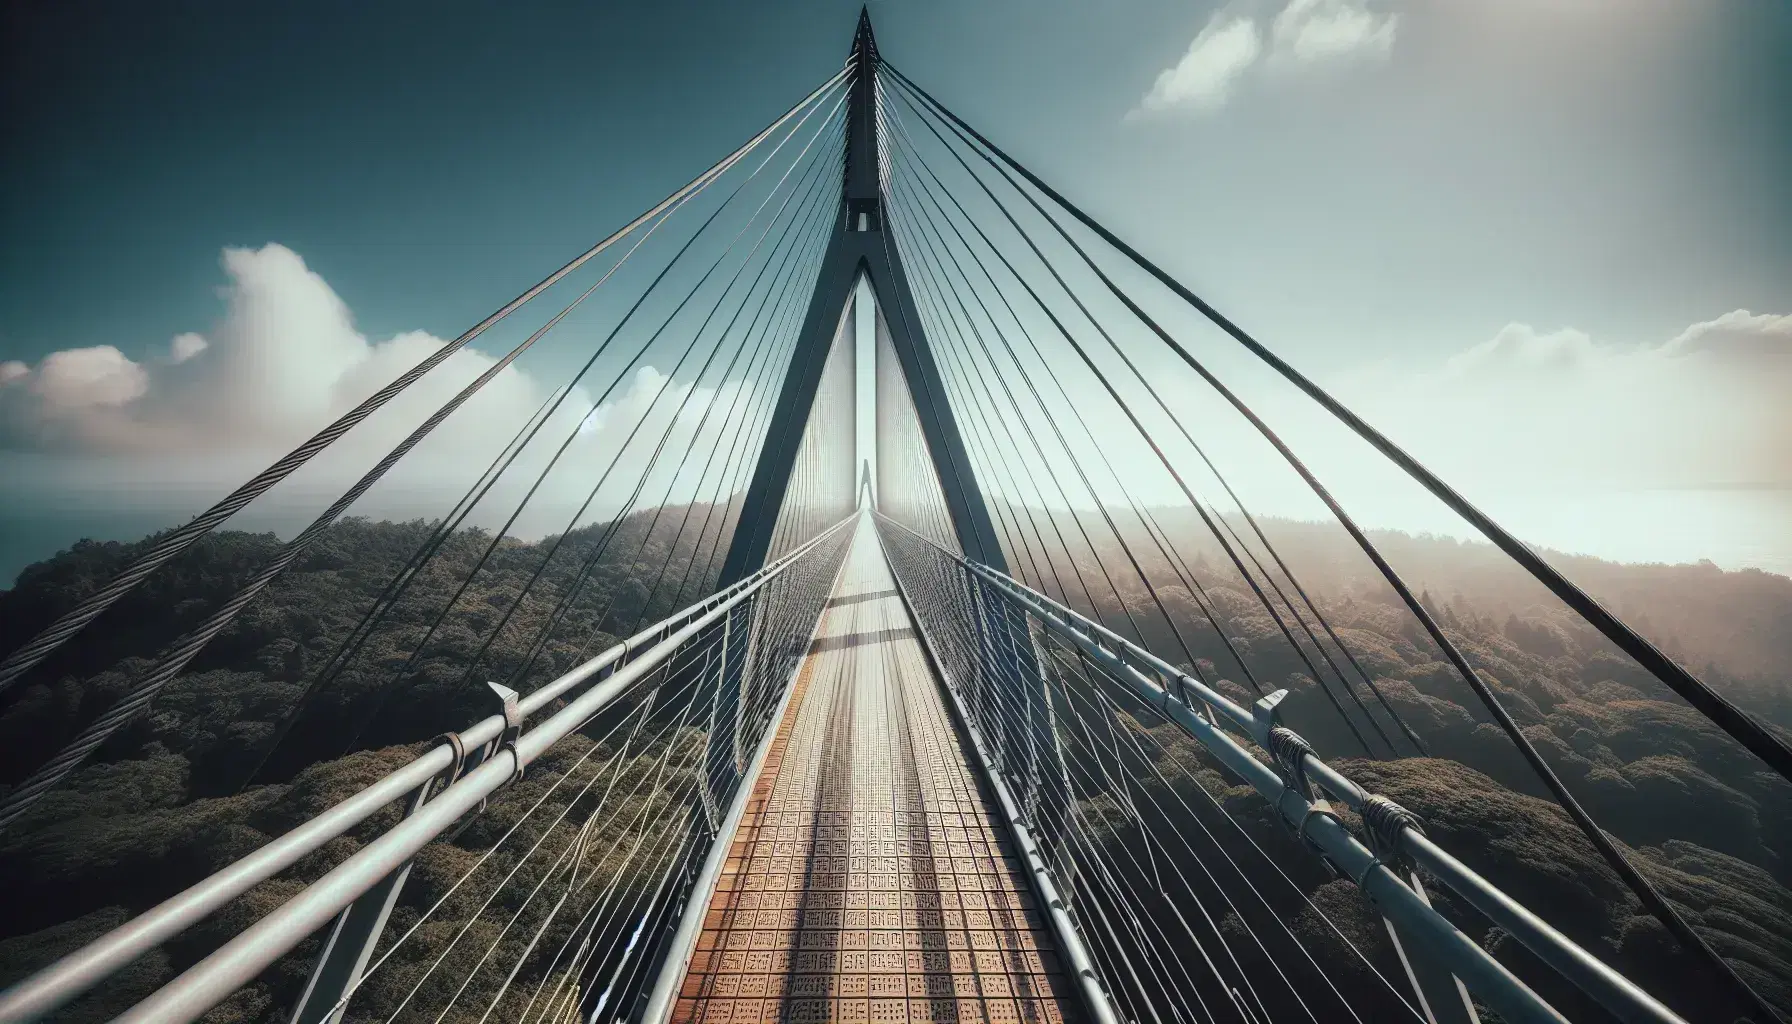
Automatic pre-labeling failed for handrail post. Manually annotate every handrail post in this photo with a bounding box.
[1385,875,1481,1024]
[287,779,433,1024]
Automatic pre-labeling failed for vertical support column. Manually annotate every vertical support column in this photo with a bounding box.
[287,781,432,1024]
[1387,882,1483,1024]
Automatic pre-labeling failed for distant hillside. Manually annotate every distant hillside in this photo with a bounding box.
[987,503,1792,1017]
[0,506,744,1021]
[0,503,740,795]
[1004,505,1792,726]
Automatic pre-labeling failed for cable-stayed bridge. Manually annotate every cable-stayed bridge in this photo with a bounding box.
[1,12,1788,1024]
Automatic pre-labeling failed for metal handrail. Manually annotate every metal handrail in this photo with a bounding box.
[0,516,855,1024]
[874,512,1686,1024]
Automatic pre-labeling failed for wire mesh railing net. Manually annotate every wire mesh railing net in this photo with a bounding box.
[878,515,1446,1024]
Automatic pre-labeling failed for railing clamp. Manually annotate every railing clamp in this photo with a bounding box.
[1297,798,1346,879]
[1173,669,1196,712]
[1266,723,1346,881]
[427,730,468,797]
[443,682,525,843]
[1356,793,1427,887]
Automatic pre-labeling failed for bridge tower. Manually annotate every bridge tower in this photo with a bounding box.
[718,8,1007,583]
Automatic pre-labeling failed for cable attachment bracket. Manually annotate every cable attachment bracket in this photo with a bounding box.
[442,682,526,844]
[1357,793,1427,886]
[1265,725,1316,804]
[487,681,525,784]
[1250,688,1289,747]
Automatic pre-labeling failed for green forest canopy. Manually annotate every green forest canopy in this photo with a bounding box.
[0,511,1788,1021]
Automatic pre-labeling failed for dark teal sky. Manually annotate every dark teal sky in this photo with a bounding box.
[6,1,1785,369]
[2,0,1789,580]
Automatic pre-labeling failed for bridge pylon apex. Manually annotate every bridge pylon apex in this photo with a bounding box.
[718,10,1006,584]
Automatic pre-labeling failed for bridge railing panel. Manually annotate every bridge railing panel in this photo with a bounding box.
[0,518,854,1024]
[876,511,1687,1024]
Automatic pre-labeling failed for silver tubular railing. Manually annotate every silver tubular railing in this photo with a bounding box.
[873,512,1686,1024]
[0,516,856,1024]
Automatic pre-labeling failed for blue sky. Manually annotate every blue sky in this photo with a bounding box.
[2,0,1789,580]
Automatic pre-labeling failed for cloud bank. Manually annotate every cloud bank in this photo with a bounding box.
[939,302,1789,571]
[1330,309,1792,492]
[0,244,773,543]
[1130,0,1398,117]
[3,244,543,455]
[1270,0,1397,66]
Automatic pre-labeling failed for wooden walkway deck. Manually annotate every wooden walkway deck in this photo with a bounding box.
[671,519,1079,1024]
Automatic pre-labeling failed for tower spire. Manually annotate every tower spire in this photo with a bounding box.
[722,8,1006,582]
[843,6,881,231]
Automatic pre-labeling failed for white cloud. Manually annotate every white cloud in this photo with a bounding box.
[169,332,207,364]
[2,244,600,456]
[1330,310,1792,492]
[1130,0,1397,116]
[977,306,1791,572]
[0,243,777,541]
[31,347,149,411]
[1662,308,1792,359]
[1131,12,1263,117]
[1270,0,1397,65]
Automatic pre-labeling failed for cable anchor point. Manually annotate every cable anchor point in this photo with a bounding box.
[488,680,525,783]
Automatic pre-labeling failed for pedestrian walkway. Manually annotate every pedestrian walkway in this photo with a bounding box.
[671,520,1079,1024]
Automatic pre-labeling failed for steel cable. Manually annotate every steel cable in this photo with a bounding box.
[887,78,1420,756]
[0,66,852,698]
[884,96,1398,751]
[245,95,847,788]
[331,101,845,757]
[887,64,1779,1022]
[887,57,1792,793]
[0,84,851,833]
[883,517,1422,1022]
[444,115,845,701]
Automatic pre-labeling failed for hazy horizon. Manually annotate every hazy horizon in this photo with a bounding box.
[5,482,1786,591]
